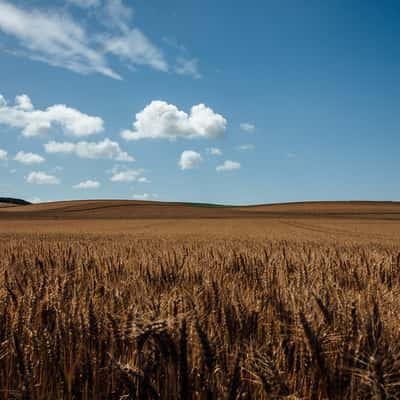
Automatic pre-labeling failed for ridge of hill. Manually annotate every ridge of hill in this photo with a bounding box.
[0,197,31,207]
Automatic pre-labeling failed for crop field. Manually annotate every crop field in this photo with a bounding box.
[1,201,400,399]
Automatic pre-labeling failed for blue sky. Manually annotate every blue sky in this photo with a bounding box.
[0,0,399,204]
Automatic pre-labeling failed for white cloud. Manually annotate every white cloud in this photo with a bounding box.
[44,138,134,161]
[73,179,100,189]
[104,0,134,33]
[26,171,60,184]
[121,101,227,141]
[237,144,254,151]
[0,94,104,137]
[14,151,45,165]
[138,176,150,183]
[110,168,145,182]
[68,0,101,8]
[179,150,202,170]
[175,57,201,79]
[216,160,241,172]
[103,29,168,72]
[15,94,33,111]
[132,193,157,200]
[240,122,255,132]
[207,147,222,156]
[0,1,202,80]
[0,148,7,160]
[98,1,168,72]
[0,1,120,79]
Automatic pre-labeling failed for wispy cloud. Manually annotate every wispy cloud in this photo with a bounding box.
[0,0,172,79]
[163,36,201,79]
[102,29,168,72]
[240,122,255,132]
[175,57,201,79]
[103,0,134,33]
[0,1,121,79]
[0,0,205,79]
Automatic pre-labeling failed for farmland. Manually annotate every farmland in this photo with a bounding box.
[1,201,400,399]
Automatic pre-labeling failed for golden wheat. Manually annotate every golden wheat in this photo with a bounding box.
[0,233,399,399]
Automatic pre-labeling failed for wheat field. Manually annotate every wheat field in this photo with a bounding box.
[1,202,400,399]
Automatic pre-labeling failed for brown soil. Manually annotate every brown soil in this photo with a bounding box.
[1,200,400,220]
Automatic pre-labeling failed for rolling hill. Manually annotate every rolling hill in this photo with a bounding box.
[0,199,400,220]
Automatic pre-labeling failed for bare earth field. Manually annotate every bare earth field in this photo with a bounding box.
[1,201,400,399]
[1,199,400,220]
[0,203,16,208]
[1,200,400,243]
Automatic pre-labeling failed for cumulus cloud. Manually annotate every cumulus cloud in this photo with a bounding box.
[0,148,7,160]
[14,151,45,165]
[237,144,254,151]
[73,179,100,189]
[15,94,33,111]
[240,122,255,132]
[179,150,202,170]
[0,94,104,137]
[132,193,158,200]
[216,160,241,172]
[0,1,120,79]
[207,147,222,156]
[121,101,227,141]
[44,138,134,161]
[26,171,60,184]
[175,57,201,79]
[110,168,146,182]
